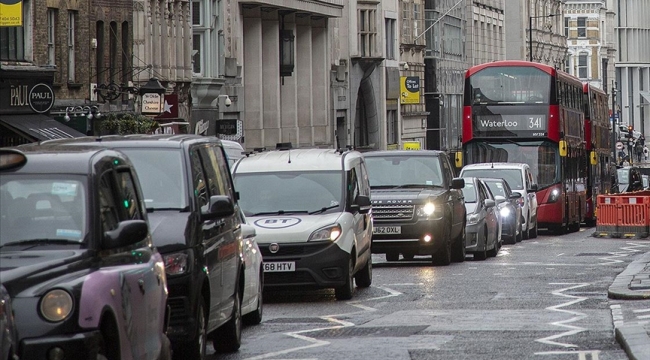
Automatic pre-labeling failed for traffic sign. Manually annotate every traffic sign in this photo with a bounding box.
[616,142,624,150]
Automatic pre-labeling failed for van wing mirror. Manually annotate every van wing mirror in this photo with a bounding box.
[202,195,235,221]
[103,220,149,249]
[451,178,465,189]
[353,195,372,214]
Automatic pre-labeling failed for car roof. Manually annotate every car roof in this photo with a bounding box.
[234,148,362,173]
[42,134,223,149]
[461,162,528,170]
[362,150,445,157]
[5,144,128,175]
[220,140,244,150]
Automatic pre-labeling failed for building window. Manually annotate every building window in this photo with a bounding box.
[67,11,76,82]
[121,22,130,86]
[47,9,56,66]
[578,53,588,79]
[402,2,411,44]
[192,0,202,26]
[0,0,29,61]
[577,17,586,38]
[358,8,377,57]
[385,18,395,60]
[413,3,421,43]
[96,21,105,84]
[387,110,398,145]
[192,33,203,75]
[564,16,569,38]
[109,21,118,82]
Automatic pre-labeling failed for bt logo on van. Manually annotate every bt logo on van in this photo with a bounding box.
[254,217,302,229]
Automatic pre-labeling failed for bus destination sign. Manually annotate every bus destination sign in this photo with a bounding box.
[473,114,547,138]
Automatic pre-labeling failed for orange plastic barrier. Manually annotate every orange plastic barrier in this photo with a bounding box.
[595,191,650,238]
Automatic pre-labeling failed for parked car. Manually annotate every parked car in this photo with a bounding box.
[459,162,538,239]
[481,178,523,244]
[362,150,466,265]
[240,214,264,325]
[231,145,373,300]
[0,284,17,360]
[617,166,644,193]
[0,147,171,359]
[42,135,243,359]
[461,177,500,260]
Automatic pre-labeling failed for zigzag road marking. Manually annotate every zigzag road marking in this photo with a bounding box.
[244,286,402,360]
[535,350,600,359]
[597,242,649,265]
[536,283,589,348]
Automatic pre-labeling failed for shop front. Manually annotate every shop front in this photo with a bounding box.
[0,70,84,147]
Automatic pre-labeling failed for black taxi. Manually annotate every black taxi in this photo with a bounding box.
[0,146,171,359]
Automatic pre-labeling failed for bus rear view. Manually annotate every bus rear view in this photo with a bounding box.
[461,61,586,234]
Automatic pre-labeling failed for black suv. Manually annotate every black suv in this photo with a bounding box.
[363,150,466,265]
[44,135,243,359]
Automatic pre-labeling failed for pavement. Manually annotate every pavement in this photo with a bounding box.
[609,251,650,360]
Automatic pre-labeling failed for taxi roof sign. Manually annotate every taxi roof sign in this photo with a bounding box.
[0,149,27,170]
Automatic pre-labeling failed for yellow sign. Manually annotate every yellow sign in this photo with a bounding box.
[402,141,421,150]
[400,76,420,104]
[0,0,22,27]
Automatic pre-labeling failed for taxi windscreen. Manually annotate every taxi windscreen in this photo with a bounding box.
[0,176,87,245]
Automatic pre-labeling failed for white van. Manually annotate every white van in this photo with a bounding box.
[221,139,245,167]
[459,163,539,239]
[231,145,373,300]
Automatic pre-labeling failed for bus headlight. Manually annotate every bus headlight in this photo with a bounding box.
[40,289,73,322]
[548,189,560,203]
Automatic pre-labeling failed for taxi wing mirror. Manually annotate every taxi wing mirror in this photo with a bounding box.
[103,220,149,249]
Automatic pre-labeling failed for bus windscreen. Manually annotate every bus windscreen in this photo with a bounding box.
[469,67,552,105]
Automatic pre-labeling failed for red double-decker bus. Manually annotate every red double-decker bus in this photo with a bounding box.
[461,60,586,234]
[583,83,613,226]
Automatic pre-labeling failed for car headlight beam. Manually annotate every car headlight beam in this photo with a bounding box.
[309,224,342,242]
[499,207,511,217]
[40,289,73,322]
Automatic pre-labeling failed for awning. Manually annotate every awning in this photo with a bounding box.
[641,91,650,104]
[0,114,85,141]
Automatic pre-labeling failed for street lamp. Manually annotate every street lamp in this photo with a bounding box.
[528,13,561,62]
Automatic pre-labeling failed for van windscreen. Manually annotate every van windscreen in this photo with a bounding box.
[461,169,524,190]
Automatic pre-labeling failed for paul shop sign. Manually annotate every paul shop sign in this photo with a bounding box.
[1,80,55,114]
[141,93,164,115]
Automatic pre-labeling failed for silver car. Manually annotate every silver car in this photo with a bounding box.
[482,178,523,244]
[461,178,500,261]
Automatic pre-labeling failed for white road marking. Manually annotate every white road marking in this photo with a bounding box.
[637,314,650,320]
[536,283,589,348]
[244,287,402,360]
[598,242,650,265]
[535,350,600,359]
[557,253,564,257]
[632,308,650,313]
[384,283,423,286]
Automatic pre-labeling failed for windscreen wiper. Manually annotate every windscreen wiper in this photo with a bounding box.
[371,185,399,189]
[308,205,339,215]
[0,239,82,249]
[394,184,442,189]
[147,206,190,213]
[250,210,309,216]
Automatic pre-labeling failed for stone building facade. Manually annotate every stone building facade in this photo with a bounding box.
[466,0,505,66]
[564,0,616,93]
[505,0,567,67]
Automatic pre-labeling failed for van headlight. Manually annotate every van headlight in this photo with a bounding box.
[40,289,73,322]
[499,207,511,217]
[163,251,189,276]
[417,203,435,217]
[309,224,342,242]
[548,189,560,203]
[467,213,480,225]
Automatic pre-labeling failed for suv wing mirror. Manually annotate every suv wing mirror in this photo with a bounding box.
[352,195,372,214]
[451,178,465,189]
[508,192,522,200]
[528,184,538,192]
[202,195,235,221]
[103,220,149,249]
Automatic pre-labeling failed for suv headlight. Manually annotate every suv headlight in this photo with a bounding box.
[40,289,73,322]
[499,206,511,218]
[417,203,435,217]
[309,224,342,242]
[467,213,480,225]
[164,251,189,276]
[548,189,560,203]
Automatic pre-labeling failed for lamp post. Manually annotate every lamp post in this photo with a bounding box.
[528,13,561,62]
